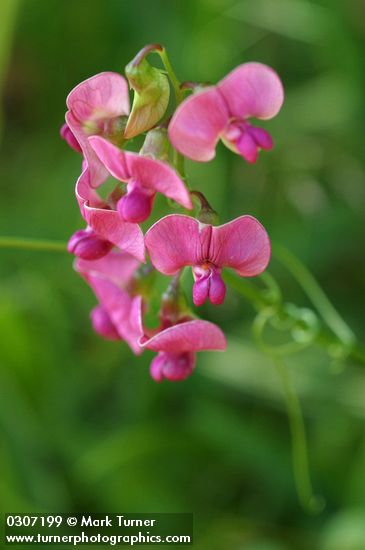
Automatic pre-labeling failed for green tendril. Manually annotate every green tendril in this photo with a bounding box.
[272,244,356,349]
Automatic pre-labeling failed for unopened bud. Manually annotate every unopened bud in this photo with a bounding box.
[68,229,113,260]
[140,128,170,161]
[124,46,170,139]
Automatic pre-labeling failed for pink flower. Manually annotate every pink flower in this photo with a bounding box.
[75,251,144,354]
[168,63,284,163]
[145,214,270,306]
[140,319,226,382]
[65,72,130,187]
[88,136,193,223]
[75,167,145,262]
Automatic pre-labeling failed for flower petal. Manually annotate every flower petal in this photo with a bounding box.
[168,87,228,161]
[145,215,201,275]
[76,168,145,262]
[60,123,82,153]
[249,126,273,150]
[66,72,129,187]
[85,209,145,263]
[90,305,120,340]
[75,167,106,218]
[218,63,284,120]
[66,111,108,187]
[75,250,140,287]
[210,215,271,276]
[66,72,130,123]
[150,351,196,382]
[125,153,192,209]
[88,136,130,180]
[141,320,227,353]
[236,132,259,163]
[89,136,192,210]
[82,274,143,355]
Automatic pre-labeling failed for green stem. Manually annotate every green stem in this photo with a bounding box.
[157,48,186,179]
[272,243,355,348]
[273,356,324,514]
[158,48,184,105]
[0,236,67,253]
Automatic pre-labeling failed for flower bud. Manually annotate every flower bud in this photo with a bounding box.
[124,49,170,139]
[150,351,196,382]
[140,127,170,161]
[68,229,113,260]
[117,187,153,223]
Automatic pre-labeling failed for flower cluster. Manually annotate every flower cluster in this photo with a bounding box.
[62,45,283,382]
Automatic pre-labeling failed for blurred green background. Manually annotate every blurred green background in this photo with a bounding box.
[0,0,365,548]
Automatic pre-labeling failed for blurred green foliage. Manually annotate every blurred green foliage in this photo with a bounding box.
[0,0,364,548]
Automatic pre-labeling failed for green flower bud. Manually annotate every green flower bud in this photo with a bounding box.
[140,127,170,161]
[124,54,170,139]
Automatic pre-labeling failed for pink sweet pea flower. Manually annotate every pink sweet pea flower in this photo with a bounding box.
[168,63,284,163]
[75,251,144,354]
[88,136,193,223]
[145,214,270,307]
[140,319,226,382]
[65,72,130,187]
[75,167,145,262]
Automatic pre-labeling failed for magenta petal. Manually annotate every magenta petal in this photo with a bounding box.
[150,352,196,382]
[209,271,226,305]
[75,168,105,218]
[193,277,209,307]
[76,169,145,263]
[85,208,145,262]
[89,136,192,210]
[117,188,154,223]
[60,123,82,153]
[236,132,259,163]
[210,215,271,276]
[218,63,284,120]
[249,126,273,150]
[68,229,113,260]
[168,87,228,162]
[66,112,109,188]
[88,136,130,180]
[75,250,140,287]
[84,275,143,355]
[141,320,227,353]
[90,305,120,340]
[66,72,130,124]
[125,154,193,209]
[145,215,201,275]
[65,72,129,188]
